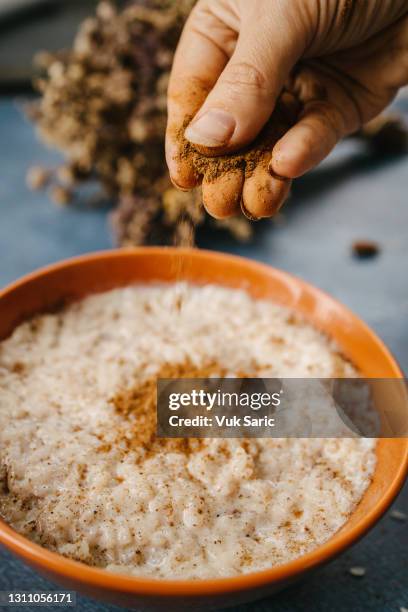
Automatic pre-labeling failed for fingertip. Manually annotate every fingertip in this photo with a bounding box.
[172,163,200,191]
[271,103,344,178]
[169,176,190,192]
[202,170,244,219]
[242,163,291,219]
[165,135,200,190]
[270,136,307,179]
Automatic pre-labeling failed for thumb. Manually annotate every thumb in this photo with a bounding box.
[184,6,305,153]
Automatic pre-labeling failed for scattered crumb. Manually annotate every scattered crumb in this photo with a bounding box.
[349,566,366,577]
[352,240,380,260]
[26,166,50,190]
[56,165,77,186]
[50,185,73,207]
[390,509,407,522]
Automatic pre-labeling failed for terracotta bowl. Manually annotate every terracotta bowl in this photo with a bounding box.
[0,248,407,611]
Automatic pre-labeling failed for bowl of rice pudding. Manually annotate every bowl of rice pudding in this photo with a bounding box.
[0,248,407,610]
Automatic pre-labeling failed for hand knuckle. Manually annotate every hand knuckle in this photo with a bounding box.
[320,104,345,138]
[221,62,269,94]
[305,101,344,139]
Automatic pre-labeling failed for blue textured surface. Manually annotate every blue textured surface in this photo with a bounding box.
[0,97,407,611]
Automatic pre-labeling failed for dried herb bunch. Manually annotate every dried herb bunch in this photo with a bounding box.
[27,0,252,246]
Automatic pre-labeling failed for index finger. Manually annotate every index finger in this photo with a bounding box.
[165,1,234,189]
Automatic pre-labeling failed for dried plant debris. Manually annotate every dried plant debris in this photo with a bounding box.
[26,0,252,246]
[26,165,51,190]
[49,185,73,207]
[349,566,366,577]
[390,509,407,522]
[110,184,203,247]
[351,240,380,260]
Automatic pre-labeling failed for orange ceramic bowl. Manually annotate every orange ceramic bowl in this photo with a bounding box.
[0,248,407,611]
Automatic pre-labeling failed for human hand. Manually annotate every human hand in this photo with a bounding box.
[165,0,408,220]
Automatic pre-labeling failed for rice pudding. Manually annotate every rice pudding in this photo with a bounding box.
[0,284,376,579]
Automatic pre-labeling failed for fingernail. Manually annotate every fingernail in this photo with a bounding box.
[185,109,235,148]
[170,176,189,192]
[267,160,287,181]
[240,201,260,221]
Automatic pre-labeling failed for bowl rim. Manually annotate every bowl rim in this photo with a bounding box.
[0,247,407,597]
